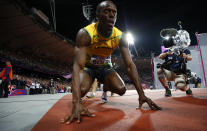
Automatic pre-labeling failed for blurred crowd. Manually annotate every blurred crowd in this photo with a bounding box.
[10,74,72,95]
[112,56,153,88]
[0,48,73,95]
[0,48,154,96]
[0,49,72,75]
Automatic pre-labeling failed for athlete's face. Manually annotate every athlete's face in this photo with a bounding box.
[97,2,117,29]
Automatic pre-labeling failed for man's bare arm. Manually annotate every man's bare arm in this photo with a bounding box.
[119,33,161,110]
[119,33,144,96]
[61,28,92,124]
[72,28,90,103]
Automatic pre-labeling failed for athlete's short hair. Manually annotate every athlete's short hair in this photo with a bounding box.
[96,0,117,16]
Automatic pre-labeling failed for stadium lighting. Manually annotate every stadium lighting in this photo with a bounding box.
[164,35,170,40]
[126,32,138,57]
[126,32,134,45]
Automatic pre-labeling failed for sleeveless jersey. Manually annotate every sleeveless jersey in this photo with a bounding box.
[84,22,122,67]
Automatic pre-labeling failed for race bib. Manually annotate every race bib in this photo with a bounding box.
[90,55,111,66]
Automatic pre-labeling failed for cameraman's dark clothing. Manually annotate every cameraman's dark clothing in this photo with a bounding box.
[163,48,191,73]
[158,48,191,90]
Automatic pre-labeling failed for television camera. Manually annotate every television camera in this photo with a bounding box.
[157,21,191,76]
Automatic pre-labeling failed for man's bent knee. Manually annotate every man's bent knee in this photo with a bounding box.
[80,86,90,97]
[175,75,188,91]
[117,86,126,96]
[157,69,165,79]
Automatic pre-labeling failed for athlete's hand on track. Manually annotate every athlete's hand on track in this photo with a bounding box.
[138,95,162,110]
[61,101,95,124]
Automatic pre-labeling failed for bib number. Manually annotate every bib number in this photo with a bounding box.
[90,56,110,66]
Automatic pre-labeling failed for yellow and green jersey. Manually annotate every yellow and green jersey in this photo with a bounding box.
[84,22,122,67]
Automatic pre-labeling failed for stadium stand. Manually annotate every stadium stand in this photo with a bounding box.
[0,0,153,96]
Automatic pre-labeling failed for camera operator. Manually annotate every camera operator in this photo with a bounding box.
[157,47,192,96]
[157,25,193,97]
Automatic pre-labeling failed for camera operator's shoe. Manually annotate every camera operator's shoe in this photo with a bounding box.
[186,88,192,95]
[165,89,172,97]
[101,92,108,103]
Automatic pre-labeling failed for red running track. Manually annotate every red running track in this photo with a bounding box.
[32,88,207,131]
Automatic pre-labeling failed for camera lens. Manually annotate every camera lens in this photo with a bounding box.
[163,37,175,48]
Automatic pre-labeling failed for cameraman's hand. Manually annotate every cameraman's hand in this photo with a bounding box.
[166,51,173,55]
[181,53,188,59]
[159,51,172,59]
